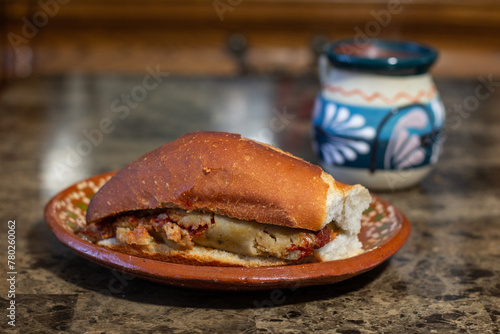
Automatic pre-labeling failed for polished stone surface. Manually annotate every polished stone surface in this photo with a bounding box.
[0,74,499,333]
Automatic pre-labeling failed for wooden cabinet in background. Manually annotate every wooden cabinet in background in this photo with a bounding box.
[2,0,500,83]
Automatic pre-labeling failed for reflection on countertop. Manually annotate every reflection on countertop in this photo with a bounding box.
[1,74,499,333]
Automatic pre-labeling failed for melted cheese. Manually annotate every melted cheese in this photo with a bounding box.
[110,209,321,261]
[194,215,316,260]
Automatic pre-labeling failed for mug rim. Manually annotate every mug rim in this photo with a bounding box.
[323,38,438,75]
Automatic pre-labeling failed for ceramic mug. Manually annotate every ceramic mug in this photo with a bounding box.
[312,38,445,190]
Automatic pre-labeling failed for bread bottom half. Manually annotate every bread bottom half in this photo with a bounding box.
[97,232,364,268]
[98,238,293,267]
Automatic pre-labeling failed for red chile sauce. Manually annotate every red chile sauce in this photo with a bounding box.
[287,225,337,259]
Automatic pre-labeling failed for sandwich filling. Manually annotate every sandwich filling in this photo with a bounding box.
[79,208,339,261]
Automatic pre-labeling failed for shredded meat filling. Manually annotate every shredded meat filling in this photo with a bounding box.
[79,208,338,261]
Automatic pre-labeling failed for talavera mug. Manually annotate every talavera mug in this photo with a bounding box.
[312,38,445,190]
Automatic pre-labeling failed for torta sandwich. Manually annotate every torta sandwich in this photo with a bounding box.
[81,131,371,267]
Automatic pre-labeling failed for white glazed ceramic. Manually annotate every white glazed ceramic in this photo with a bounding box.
[312,38,445,190]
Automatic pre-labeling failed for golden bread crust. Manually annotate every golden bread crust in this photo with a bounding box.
[87,131,344,231]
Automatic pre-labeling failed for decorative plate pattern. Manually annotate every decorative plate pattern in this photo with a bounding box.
[45,171,410,291]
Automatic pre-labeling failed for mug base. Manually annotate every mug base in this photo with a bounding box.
[321,164,433,191]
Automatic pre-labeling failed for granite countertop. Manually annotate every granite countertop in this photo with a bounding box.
[0,74,499,333]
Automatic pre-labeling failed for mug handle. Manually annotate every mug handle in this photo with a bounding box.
[369,103,434,173]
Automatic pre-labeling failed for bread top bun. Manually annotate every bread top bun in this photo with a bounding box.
[86,131,368,233]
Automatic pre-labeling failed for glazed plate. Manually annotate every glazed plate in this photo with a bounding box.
[45,172,410,291]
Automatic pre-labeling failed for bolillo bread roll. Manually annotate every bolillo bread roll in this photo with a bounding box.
[83,131,371,267]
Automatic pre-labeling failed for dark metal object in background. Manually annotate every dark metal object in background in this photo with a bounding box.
[227,33,249,75]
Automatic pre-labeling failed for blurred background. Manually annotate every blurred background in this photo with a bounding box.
[1,0,500,196]
[2,0,500,81]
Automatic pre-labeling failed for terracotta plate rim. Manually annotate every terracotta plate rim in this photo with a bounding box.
[44,171,411,291]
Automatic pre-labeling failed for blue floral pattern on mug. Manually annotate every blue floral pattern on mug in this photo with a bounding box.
[312,97,375,165]
[313,95,443,171]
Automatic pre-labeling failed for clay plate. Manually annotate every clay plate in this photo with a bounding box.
[45,171,410,291]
